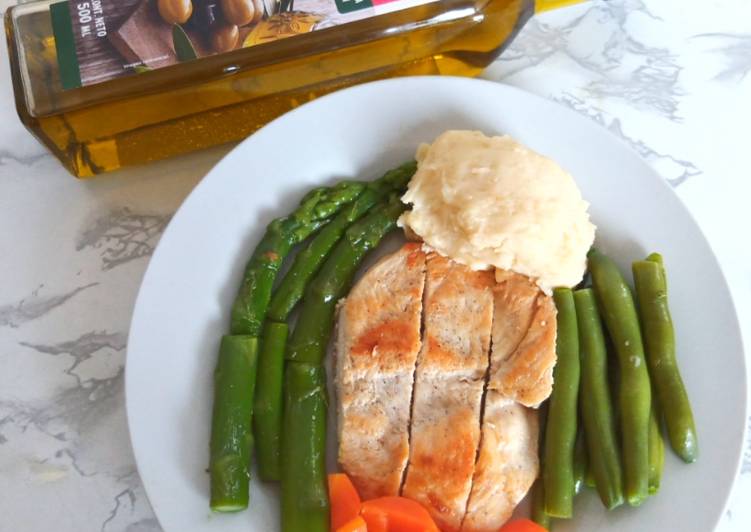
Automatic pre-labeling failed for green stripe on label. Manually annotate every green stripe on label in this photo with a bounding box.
[50,2,81,90]
[335,0,374,14]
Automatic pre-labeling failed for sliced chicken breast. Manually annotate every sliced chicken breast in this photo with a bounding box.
[489,270,557,407]
[462,393,539,531]
[336,243,427,499]
[401,254,495,532]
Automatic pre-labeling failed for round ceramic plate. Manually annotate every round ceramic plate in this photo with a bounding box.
[126,77,747,532]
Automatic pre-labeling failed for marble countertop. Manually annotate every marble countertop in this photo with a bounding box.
[1,0,749,530]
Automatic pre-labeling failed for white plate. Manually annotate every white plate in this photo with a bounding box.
[126,77,747,532]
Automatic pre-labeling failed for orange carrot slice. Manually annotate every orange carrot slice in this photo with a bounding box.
[329,473,363,530]
[499,518,549,532]
[360,496,439,532]
[337,515,368,532]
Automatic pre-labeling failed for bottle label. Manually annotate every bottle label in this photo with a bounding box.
[50,0,439,90]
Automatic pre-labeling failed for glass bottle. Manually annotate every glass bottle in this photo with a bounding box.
[4,0,573,177]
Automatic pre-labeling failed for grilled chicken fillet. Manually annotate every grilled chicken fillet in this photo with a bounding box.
[336,243,427,499]
[336,244,557,530]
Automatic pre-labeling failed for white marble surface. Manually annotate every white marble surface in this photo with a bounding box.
[0,0,749,530]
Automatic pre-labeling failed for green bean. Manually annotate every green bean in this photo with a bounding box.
[573,427,587,496]
[281,362,329,532]
[574,288,624,510]
[543,288,580,518]
[531,478,551,529]
[209,335,258,511]
[633,256,698,463]
[253,321,288,481]
[588,249,650,507]
[648,397,664,494]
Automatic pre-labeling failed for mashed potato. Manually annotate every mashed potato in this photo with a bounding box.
[399,130,596,292]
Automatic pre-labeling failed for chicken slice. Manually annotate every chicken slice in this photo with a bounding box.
[401,254,495,532]
[489,270,557,407]
[336,243,427,500]
[461,393,539,531]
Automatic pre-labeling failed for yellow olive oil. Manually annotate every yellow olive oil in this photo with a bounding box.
[6,0,534,177]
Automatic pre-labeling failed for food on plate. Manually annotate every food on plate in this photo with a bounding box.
[633,254,698,463]
[498,519,549,532]
[281,198,407,531]
[542,288,580,518]
[399,130,595,293]
[588,249,651,507]
[337,247,554,530]
[490,270,557,407]
[336,243,427,500]
[209,179,364,511]
[401,254,495,531]
[281,363,328,532]
[255,163,417,481]
[647,398,664,494]
[329,474,363,530]
[573,289,624,509]
[360,496,440,532]
[206,129,700,531]
[209,335,258,511]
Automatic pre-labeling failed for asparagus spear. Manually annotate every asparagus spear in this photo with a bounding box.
[210,335,259,511]
[210,180,364,511]
[267,161,416,322]
[286,195,406,364]
[254,164,415,481]
[281,362,329,532]
[253,321,289,481]
[229,180,365,336]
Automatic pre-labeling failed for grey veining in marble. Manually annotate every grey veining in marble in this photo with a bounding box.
[76,208,171,271]
[0,283,99,328]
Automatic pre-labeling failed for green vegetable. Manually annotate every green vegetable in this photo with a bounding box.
[532,403,550,527]
[281,362,329,532]
[209,335,259,511]
[530,478,550,529]
[648,397,665,494]
[230,180,365,337]
[544,288,580,519]
[633,255,698,463]
[286,196,405,364]
[252,321,288,481]
[267,161,416,322]
[573,427,587,496]
[574,288,624,510]
[588,249,651,507]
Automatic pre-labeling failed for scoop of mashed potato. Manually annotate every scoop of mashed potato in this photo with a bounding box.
[399,130,596,292]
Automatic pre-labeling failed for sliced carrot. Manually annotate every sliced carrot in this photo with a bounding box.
[360,496,439,532]
[329,473,363,530]
[337,515,368,532]
[499,518,549,532]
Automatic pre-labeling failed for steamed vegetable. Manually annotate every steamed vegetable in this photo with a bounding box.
[360,497,440,532]
[230,180,365,336]
[588,249,651,507]
[648,398,665,494]
[209,335,258,511]
[574,288,624,509]
[543,288,580,518]
[329,474,362,530]
[633,254,698,463]
[267,161,416,322]
[286,196,406,364]
[281,363,329,532]
[211,181,363,508]
[252,321,288,480]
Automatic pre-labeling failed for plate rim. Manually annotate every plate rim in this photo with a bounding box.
[125,75,748,532]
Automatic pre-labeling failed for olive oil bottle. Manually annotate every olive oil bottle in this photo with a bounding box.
[4,0,574,177]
